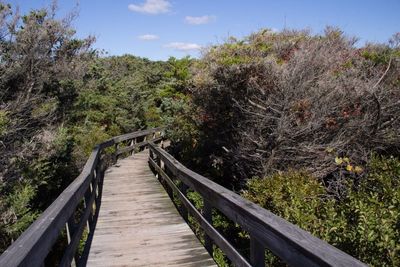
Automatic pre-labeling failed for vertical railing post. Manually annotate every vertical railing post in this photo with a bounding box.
[84,171,95,233]
[143,135,147,152]
[155,153,161,181]
[149,148,155,173]
[250,235,265,267]
[130,138,136,156]
[160,131,164,148]
[66,216,78,267]
[179,183,188,222]
[203,200,213,255]
[155,153,160,167]
[113,142,118,163]
[94,157,104,223]
[162,160,173,198]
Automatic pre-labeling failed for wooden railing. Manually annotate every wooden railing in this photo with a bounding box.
[0,127,367,267]
[0,128,164,267]
[148,142,367,267]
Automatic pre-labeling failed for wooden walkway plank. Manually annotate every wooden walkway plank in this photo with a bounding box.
[86,150,216,267]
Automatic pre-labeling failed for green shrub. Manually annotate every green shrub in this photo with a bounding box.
[0,182,38,252]
[5,183,38,236]
[22,127,78,210]
[144,106,161,127]
[73,124,111,158]
[243,171,343,235]
[243,171,344,265]
[341,155,400,266]
[242,155,400,266]
[361,49,391,65]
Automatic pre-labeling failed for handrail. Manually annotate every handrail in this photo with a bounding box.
[0,128,164,267]
[148,142,367,267]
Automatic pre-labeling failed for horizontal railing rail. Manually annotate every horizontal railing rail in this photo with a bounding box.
[148,142,367,267]
[0,128,164,267]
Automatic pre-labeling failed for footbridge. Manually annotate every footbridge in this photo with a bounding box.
[0,128,366,267]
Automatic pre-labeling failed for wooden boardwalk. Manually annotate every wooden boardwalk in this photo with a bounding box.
[86,150,216,267]
[0,128,366,267]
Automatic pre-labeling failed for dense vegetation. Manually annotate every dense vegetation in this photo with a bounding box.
[0,1,399,266]
[168,29,400,265]
[243,155,400,266]
[180,28,400,189]
[0,2,186,252]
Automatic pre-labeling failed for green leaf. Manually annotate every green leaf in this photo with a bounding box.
[335,157,343,165]
[346,164,353,172]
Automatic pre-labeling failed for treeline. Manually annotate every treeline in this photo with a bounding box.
[167,29,400,265]
[0,2,189,252]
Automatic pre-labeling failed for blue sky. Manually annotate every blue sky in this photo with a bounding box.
[7,0,400,61]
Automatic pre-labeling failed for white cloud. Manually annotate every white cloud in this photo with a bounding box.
[164,42,202,51]
[128,0,171,14]
[138,34,159,41]
[184,15,216,25]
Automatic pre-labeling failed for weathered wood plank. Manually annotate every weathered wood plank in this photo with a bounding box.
[86,151,216,267]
